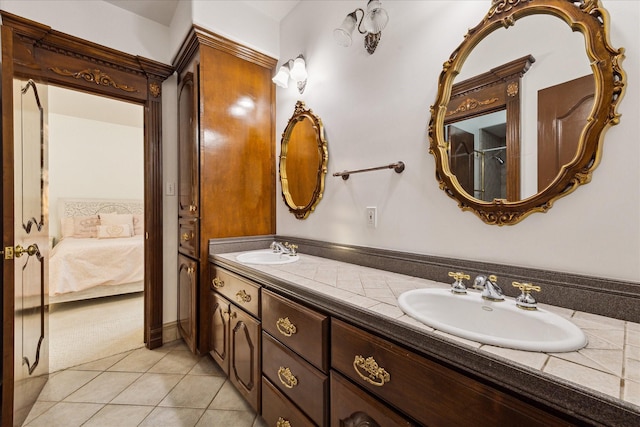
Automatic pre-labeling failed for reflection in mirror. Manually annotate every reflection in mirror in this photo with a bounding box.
[428,0,625,225]
[446,110,506,202]
[279,101,328,219]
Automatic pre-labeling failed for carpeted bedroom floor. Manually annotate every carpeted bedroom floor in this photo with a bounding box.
[49,293,144,372]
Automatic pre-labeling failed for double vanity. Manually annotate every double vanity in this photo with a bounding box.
[207,238,639,426]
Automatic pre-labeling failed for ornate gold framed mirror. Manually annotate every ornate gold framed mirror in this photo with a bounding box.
[279,101,329,219]
[428,0,625,225]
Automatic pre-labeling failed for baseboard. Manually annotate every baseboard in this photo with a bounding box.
[162,321,179,344]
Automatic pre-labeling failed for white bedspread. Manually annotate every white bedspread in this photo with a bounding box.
[49,236,144,296]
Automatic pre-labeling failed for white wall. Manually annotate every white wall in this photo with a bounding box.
[275,0,640,283]
[48,87,144,239]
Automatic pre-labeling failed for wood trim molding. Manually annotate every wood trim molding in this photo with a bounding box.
[1,11,172,425]
[173,25,277,73]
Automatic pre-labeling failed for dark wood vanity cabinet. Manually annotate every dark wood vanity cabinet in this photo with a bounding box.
[261,289,330,426]
[331,319,574,427]
[177,254,198,353]
[209,266,262,412]
[173,25,276,355]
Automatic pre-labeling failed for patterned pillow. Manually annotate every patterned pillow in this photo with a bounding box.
[99,213,134,230]
[73,215,100,238]
[96,224,132,239]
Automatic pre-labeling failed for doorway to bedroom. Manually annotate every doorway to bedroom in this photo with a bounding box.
[47,86,145,371]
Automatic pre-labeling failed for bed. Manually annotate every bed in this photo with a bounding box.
[48,198,144,304]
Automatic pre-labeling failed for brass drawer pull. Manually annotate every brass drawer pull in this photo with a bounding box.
[277,367,298,389]
[276,317,297,337]
[212,277,224,288]
[181,232,191,241]
[189,204,197,213]
[353,355,390,387]
[276,417,291,427]
[187,267,194,275]
[236,289,252,304]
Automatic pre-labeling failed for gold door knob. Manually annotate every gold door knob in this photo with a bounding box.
[276,317,297,337]
[353,355,390,387]
[235,289,251,304]
[14,244,39,258]
[277,367,298,389]
[212,277,224,288]
[276,417,291,427]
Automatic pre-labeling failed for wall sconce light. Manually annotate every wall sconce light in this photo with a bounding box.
[272,54,308,94]
[334,0,389,54]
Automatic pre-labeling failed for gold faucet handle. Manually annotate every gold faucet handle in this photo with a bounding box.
[448,272,470,281]
[512,282,541,293]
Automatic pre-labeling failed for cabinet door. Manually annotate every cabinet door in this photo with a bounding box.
[177,69,199,218]
[210,292,230,374]
[230,307,261,413]
[177,254,198,353]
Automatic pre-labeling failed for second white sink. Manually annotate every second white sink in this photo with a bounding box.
[236,250,299,265]
[398,288,587,353]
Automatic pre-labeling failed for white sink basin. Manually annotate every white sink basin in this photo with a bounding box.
[398,288,587,353]
[236,250,299,265]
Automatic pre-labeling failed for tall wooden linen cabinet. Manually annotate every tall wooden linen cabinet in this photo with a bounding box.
[173,26,276,354]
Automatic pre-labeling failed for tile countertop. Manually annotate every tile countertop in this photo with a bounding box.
[213,251,640,424]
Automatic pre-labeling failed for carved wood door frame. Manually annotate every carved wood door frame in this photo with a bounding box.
[1,11,173,426]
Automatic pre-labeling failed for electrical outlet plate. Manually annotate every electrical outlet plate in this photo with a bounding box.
[366,207,377,228]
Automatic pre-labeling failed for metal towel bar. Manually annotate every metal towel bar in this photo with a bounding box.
[333,161,405,180]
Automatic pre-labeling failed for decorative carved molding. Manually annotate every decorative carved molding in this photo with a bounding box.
[447,97,499,116]
[507,82,519,97]
[48,67,137,92]
[149,82,161,98]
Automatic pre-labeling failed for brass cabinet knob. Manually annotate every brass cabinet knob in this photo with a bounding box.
[212,277,224,288]
[276,317,297,337]
[353,355,390,387]
[181,232,191,241]
[189,204,197,212]
[235,289,251,304]
[276,417,291,427]
[277,367,298,389]
[186,267,194,275]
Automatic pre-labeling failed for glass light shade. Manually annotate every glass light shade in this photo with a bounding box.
[333,13,357,47]
[363,0,389,34]
[289,56,307,82]
[272,65,290,88]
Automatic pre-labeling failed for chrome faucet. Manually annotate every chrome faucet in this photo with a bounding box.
[473,274,504,301]
[270,241,298,256]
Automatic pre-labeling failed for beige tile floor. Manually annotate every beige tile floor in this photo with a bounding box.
[23,340,267,427]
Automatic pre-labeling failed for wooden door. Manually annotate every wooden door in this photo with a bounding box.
[230,307,261,412]
[538,75,595,191]
[177,69,199,218]
[210,292,230,374]
[448,125,475,197]
[177,254,198,353]
[3,79,50,426]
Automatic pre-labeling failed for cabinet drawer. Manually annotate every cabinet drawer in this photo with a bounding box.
[210,267,260,318]
[330,371,415,427]
[178,217,199,258]
[262,332,328,426]
[261,376,315,427]
[262,289,329,372]
[331,319,572,427]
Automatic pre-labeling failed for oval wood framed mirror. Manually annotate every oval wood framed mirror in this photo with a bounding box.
[428,0,625,225]
[279,101,328,219]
